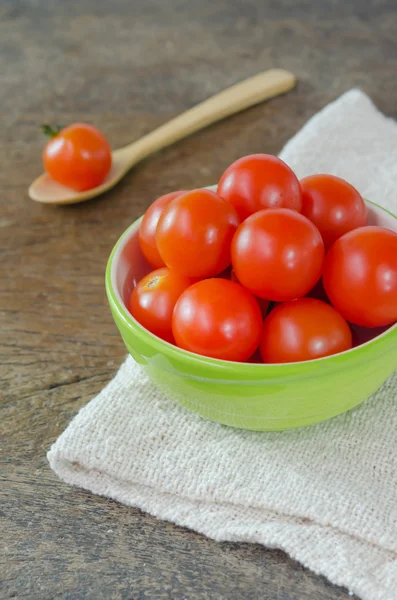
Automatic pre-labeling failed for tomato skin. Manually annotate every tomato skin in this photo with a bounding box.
[129,268,191,343]
[139,191,187,268]
[260,298,352,364]
[232,208,324,302]
[43,123,111,191]
[230,269,270,316]
[156,189,240,278]
[300,174,368,248]
[172,279,262,361]
[217,154,302,220]
[323,226,397,327]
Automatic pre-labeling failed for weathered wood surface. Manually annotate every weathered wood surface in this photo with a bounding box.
[1,0,396,598]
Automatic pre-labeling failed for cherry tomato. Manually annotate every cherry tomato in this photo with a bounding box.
[300,174,368,248]
[232,208,324,302]
[156,189,240,278]
[260,298,352,363]
[139,191,187,268]
[42,123,111,191]
[129,268,191,343]
[172,279,262,361]
[323,226,397,327]
[217,154,302,220]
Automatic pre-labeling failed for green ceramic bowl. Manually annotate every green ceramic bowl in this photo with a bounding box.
[106,198,397,431]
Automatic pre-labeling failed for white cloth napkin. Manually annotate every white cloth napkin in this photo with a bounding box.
[48,90,397,600]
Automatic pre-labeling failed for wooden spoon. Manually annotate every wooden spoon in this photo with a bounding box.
[29,69,296,205]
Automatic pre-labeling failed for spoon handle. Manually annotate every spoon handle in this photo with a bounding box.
[117,69,296,165]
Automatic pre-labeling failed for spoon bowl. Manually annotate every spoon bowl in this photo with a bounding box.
[29,148,133,205]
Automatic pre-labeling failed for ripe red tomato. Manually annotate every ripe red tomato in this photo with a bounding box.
[156,189,240,278]
[217,154,302,220]
[129,268,191,343]
[260,298,352,363]
[42,123,111,191]
[172,279,262,361]
[323,226,397,327]
[232,208,324,301]
[139,191,187,268]
[300,174,368,248]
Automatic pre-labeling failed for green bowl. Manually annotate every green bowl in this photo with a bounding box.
[106,199,397,431]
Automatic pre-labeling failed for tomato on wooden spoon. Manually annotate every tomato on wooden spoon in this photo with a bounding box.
[42,123,112,191]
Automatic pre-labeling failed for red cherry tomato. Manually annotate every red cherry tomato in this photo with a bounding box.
[156,189,240,278]
[42,123,111,191]
[323,226,397,327]
[129,268,191,343]
[260,298,352,363]
[172,279,262,361]
[217,154,302,220]
[300,174,368,248]
[232,208,324,301]
[139,191,187,268]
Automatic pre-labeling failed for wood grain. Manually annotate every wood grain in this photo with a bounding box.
[1,0,396,598]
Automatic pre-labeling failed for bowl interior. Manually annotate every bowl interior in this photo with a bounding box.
[111,199,397,353]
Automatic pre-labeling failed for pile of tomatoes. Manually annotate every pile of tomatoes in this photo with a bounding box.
[130,154,397,364]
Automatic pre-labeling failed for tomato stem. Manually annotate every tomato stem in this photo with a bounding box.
[41,124,64,138]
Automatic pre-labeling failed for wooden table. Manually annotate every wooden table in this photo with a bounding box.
[2,1,396,598]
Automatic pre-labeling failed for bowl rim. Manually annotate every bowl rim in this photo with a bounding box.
[106,198,397,373]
